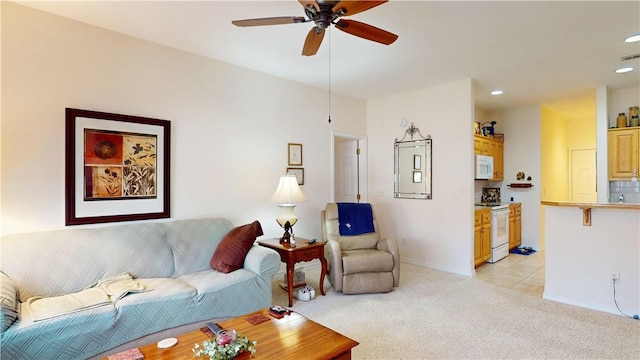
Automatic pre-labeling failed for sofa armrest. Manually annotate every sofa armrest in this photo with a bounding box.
[377,238,400,287]
[243,245,280,277]
[325,240,344,292]
[1,272,19,332]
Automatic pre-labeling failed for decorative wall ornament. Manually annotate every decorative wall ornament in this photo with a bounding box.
[394,122,432,200]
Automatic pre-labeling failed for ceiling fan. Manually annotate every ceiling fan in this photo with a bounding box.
[232,0,398,56]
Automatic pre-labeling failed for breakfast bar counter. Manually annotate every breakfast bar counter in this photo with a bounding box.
[541,201,640,226]
[541,201,639,316]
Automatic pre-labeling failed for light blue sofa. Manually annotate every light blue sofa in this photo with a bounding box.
[0,218,280,360]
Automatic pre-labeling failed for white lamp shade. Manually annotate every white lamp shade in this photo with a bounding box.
[270,175,307,204]
[271,175,307,228]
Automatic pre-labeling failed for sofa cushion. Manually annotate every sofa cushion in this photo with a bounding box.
[210,221,263,273]
[178,269,272,319]
[1,272,18,331]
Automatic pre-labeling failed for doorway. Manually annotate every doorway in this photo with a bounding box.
[331,132,367,203]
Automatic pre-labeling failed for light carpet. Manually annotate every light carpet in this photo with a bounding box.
[272,263,639,359]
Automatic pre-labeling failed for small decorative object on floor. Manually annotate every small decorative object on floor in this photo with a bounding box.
[297,286,316,301]
[193,329,256,360]
[510,247,536,256]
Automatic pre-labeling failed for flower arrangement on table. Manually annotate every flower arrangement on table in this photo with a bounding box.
[192,329,257,360]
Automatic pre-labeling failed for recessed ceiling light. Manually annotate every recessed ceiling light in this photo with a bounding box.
[616,67,634,73]
[490,90,503,95]
[625,34,640,43]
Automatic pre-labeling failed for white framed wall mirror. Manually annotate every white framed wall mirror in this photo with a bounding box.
[394,136,432,200]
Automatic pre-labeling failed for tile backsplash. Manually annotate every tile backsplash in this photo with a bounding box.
[609,180,640,203]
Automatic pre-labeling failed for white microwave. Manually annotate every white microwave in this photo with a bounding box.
[475,154,494,180]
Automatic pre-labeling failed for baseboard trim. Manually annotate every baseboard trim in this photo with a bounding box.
[542,292,621,316]
[400,258,473,276]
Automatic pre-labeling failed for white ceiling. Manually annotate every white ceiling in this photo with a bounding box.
[15,0,640,114]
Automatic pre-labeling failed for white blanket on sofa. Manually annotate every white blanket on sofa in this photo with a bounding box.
[23,273,148,322]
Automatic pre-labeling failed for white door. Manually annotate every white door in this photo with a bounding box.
[333,135,367,203]
[571,149,597,202]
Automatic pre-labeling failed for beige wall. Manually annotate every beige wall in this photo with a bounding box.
[1,2,367,237]
[367,79,476,276]
[541,106,570,201]
[490,105,542,250]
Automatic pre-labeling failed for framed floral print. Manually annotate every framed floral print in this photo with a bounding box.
[65,108,171,225]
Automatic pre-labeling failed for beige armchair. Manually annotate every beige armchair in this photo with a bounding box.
[321,203,400,294]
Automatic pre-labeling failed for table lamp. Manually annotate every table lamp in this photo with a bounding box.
[270,175,307,242]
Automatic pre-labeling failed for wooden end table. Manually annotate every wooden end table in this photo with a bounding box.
[257,238,327,307]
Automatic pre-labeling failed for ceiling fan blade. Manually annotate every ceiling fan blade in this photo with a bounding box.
[302,27,325,56]
[232,16,307,27]
[335,19,398,45]
[298,0,319,12]
[332,0,387,16]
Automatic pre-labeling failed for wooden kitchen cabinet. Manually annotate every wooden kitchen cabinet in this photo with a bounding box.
[474,134,504,181]
[508,203,521,250]
[490,141,504,181]
[474,208,492,267]
[474,135,490,155]
[608,128,639,180]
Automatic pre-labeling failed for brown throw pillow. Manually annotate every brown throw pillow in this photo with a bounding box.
[210,221,263,273]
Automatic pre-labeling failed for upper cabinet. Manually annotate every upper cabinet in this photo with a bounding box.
[608,128,639,180]
[474,134,504,181]
[474,136,490,155]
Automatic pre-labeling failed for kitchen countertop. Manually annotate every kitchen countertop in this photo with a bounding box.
[475,202,521,210]
[541,200,639,226]
[541,201,640,210]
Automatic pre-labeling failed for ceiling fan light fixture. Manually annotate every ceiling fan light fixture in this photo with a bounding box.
[231,0,397,56]
[490,90,504,95]
[615,67,634,74]
[624,33,640,43]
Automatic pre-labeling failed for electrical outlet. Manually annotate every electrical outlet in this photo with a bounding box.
[611,272,621,284]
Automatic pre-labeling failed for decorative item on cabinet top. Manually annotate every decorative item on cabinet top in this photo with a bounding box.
[630,106,639,127]
[481,121,497,136]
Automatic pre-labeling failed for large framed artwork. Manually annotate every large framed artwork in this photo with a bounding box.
[65,108,171,225]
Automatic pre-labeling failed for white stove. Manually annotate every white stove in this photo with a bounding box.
[476,203,510,263]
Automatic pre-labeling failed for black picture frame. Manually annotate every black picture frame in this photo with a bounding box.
[65,108,171,225]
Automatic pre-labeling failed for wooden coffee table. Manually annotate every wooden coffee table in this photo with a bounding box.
[123,308,358,360]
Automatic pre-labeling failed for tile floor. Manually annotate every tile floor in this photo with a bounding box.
[475,250,545,297]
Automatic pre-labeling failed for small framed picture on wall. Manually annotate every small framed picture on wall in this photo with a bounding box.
[286,167,304,185]
[288,143,302,166]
